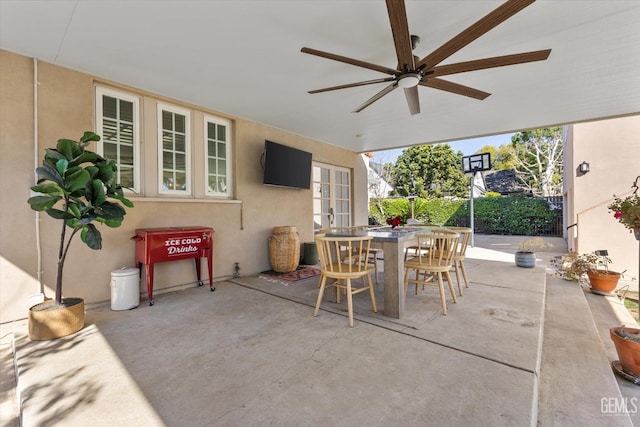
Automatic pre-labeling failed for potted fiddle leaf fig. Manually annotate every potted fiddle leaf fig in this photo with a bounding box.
[27,131,133,340]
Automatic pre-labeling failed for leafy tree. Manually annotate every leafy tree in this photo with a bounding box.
[475,144,517,170]
[475,145,498,162]
[390,144,468,198]
[511,127,563,196]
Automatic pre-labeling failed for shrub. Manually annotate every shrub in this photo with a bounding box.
[370,195,561,235]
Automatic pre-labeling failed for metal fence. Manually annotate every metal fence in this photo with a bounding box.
[541,196,564,236]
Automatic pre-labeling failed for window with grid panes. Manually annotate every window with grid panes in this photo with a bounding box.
[95,87,140,193]
[158,104,190,194]
[204,115,232,197]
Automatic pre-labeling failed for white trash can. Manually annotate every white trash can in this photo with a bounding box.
[110,267,140,311]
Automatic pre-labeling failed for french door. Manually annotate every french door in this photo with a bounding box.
[312,163,351,230]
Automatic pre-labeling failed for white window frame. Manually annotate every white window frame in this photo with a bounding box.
[95,86,141,194]
[157,103,191,195]
[203,114,233,197]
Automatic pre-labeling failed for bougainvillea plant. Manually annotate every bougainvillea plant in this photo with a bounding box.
[607,178,640,232]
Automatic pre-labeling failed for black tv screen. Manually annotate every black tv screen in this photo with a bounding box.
[263,140,312,190]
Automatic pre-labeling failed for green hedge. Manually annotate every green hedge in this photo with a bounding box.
[369,196,562,236]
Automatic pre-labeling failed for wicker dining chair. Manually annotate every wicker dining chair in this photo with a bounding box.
[314,234,377,327]
[404,231,460,315]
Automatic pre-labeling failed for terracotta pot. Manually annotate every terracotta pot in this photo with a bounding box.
[610,326,640,377]
[28,298,85,341]
[515,251,536,268]
[586,270,620,293]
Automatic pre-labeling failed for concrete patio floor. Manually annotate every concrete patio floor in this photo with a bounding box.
[1,235,638,426]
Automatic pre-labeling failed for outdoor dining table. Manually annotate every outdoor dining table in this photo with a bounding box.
[326,226,435,319]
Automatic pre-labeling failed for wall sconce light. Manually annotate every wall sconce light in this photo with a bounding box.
[578,161,590,174]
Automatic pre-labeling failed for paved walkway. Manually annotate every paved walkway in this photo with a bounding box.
[1,235,637,426]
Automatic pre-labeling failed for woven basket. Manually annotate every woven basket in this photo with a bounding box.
[28,298,85,341]
[269,226,300,273]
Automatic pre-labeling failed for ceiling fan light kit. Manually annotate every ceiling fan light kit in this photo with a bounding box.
[301,0,551,115]
[397,73,421,88]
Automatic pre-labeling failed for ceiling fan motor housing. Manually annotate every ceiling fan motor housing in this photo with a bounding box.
[397,72,421,88]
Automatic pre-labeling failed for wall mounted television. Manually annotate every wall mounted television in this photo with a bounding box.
[262,140,312,190]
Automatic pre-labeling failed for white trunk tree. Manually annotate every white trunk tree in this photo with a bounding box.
[511,128,563,197]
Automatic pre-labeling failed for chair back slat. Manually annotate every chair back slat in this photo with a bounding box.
[315,234,373,275]
[313,232,378,327]
[414,232,459,267]
[445,226,473,257]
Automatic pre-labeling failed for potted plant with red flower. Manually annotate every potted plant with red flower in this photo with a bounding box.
[386,215,406,229]
[606,176,640,383]
[607,180,640,240]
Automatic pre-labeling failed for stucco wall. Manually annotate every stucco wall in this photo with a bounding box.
[0,50,367,322]
[0,51,40,322]
[565,115,640,282]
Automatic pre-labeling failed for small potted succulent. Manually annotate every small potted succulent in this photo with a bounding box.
[515,237,550,268]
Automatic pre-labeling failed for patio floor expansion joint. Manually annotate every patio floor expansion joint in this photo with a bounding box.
[230,277,535,375]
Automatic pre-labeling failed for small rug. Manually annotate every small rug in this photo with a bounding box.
[259,266,321,286]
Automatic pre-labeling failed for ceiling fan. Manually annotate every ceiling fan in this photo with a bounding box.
[301,0,551,115]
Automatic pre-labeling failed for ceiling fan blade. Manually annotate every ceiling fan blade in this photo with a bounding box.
[420,77,490,100]
[386,0,415,70]
[353,82,398,113]
[308,78,395,94]
[416,0,535,70]
[429,49,551,77]
[403,86,420,115]
[301,47,397,75]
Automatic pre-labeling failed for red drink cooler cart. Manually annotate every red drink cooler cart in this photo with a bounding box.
[133,227,214,305]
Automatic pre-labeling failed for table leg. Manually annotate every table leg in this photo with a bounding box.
[381,241,405,319]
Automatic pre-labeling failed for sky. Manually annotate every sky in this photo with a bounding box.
[370,133,514,164]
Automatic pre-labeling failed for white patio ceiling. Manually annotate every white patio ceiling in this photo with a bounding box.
[1,0,639,153]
